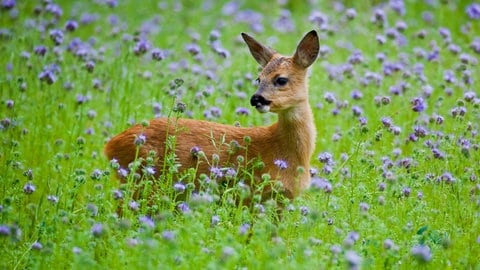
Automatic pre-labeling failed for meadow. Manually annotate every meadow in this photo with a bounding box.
[1,0,479,269]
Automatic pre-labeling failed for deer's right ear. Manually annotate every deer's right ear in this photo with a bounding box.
[242,33,276,67]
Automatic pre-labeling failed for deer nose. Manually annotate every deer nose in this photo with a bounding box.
[250,94,271,107]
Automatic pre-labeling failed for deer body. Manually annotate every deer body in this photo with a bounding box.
[105,30,319,199]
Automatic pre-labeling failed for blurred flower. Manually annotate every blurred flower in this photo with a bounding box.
[65,20,78,32]
[173,182,186,193]
[411,244,432,262]
[133,39,150,56]
[1,0,15,10]
[49,29,64,45]
[128,200,139,211]
[91,223,104,237]
[274,159,288,170]
[31,241,43,250]
[139,216,154,228]
[134,134,146,146]
[466,3,480,20]
[162,230,175,241]
[411,97,426,112]
[23,182,35,194]
[345,250,362,269]
[210,215,220,227]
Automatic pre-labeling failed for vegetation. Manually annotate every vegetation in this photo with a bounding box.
[1,0,479,269]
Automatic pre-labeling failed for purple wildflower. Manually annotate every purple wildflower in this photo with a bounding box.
[177,202,190,213]
[23,182,35,194]
[151,48,166,61]
[31,241,43,250]
[384,239,396,250]
[91,223,104,237]
[466,3,480,20]
[0,225,11,236]
[65,20,78,32]
[318,152,333,164]
[359,202,370,212]
[162,230,175,241]
[139,216,155,228]
[310,177,332,193]
[345,250,362,269]
[210,215,220,227]
[274,159,288,170]
[411,245,432,262]
[112,189,123,200]
[235,107,250,116]
[345,8,357,20]
[411,97,426,112]
[128,200,139,211]
[133,39,150,56]
[210,167,223,179]
[134,134,146,146]
[1,0,15,10]
[239,223,250,235]
[49,29,64,45]
[173,182,186,193]
[300,206,309,216]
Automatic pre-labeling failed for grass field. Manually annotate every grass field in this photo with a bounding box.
[1,0,479,269]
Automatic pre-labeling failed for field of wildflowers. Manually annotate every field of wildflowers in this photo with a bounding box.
[1,0,480,269]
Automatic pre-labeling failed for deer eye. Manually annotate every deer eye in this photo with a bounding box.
[274,77,289,87]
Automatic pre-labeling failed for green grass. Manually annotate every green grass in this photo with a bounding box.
[1,0,479,269]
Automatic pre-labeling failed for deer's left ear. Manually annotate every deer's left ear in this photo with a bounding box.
[293,30,319,68]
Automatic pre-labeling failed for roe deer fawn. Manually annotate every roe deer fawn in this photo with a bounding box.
[104,30,319,201]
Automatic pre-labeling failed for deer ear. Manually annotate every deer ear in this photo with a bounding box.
[293,30,319,68]
[242,33,276,67]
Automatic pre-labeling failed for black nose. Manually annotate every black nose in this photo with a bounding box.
[250,94,271,107]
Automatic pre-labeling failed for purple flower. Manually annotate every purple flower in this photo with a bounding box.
[31,241,43,250]
[300,206,309,216]
[411,245,432,262]
[310,177,332,193]
[133,39,150,56]
[411,97,426,112]
[173,182,186,193]
[151,48,166,61]
[143,166,156,176]
[345,8,357,20]
[112,189,123,200]
[49,29,64,45]
[84,61,95,73]
[1,0,15,10]
[345,250,362,269]
[134,134,146,146]
[235,107,250,116]
[162,230,175,241]
[23,182,35,194]
[274,159,288,170]
[210,167,223,179]
[91,223,104,237]
[177,202,190,213]
[239,223,250,235]
[359,202,370,212]
[318,152,333,164]
[128,200,139,211]
[381,117,393,128]
[139,216,155,228]
[0,224,11,236]
[47,195,59,204]
[466,3,480,20]
[210,215,220,227]
[65,20,78,32]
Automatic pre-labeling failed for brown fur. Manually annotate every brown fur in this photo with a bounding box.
[104,30,319,200]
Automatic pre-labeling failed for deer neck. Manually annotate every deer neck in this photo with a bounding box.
[274,100,316,166]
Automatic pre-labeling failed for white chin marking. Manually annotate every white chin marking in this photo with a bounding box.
[256,105,270,113]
